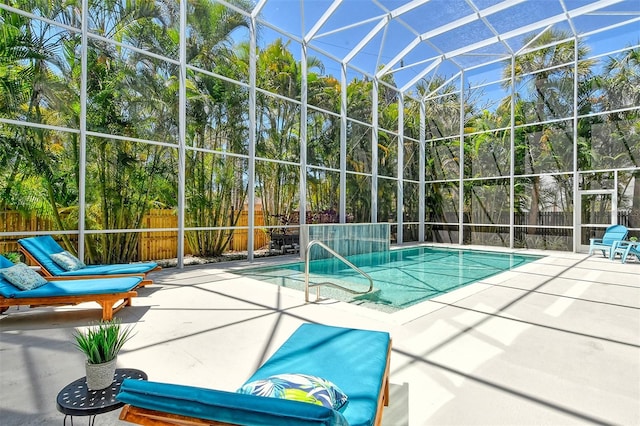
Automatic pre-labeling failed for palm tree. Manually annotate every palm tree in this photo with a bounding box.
[503,29,593,236]
[181,0,252,256]
[0,0,81,250]
[598,47,640,229]
[415,76,462,241]
[254,39,326,229]
[343,77,374,223]
[78,0,178,263]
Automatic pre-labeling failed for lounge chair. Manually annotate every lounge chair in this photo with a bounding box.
[18,236,160,285]
[588,225,628,258]
[118,323,391,426]
[611,240,640,263]
[0,255,140,320]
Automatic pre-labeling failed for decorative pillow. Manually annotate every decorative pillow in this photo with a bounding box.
[50,250,86,271]
[237,373,348,410]
[0,262,48,290]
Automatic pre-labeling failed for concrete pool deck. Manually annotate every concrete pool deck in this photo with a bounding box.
[1,246,639,425]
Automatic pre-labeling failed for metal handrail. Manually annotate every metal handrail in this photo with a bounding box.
[304,240,374,302]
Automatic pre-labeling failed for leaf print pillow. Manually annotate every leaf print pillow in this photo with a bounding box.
[237,373,348,410]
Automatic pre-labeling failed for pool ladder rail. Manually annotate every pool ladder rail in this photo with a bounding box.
[304,240,374,302]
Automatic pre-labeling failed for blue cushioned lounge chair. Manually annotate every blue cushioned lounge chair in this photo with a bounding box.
[118,323,391,426]
[18,236,160,285]
[588,225,628,258]
[0,255,140,319]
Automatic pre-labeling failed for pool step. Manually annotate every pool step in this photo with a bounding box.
[311,279,374,295]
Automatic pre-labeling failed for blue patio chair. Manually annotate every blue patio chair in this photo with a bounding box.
[611,240,640,263]
[18,235,160,285]
[588,225,628,258]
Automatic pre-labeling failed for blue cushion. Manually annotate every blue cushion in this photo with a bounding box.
[0,255,14,268]
[117,379,348,426]
[0,276,141,299]
[18,236,67,275]
[0,263,48,290]
[243,324,390,426]
[50,250,86,271]
[238,373,348,410]
[18,236,158,276]
[56,263,158,276]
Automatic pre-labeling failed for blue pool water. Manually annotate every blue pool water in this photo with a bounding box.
[237,247,543,312]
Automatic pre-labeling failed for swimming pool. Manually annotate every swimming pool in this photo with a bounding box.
[237,246,543,312]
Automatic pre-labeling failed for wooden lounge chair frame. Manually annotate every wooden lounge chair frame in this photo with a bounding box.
[0,282,137,320]
[120,407,234,425]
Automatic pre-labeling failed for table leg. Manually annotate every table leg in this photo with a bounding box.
[62,414,96,426]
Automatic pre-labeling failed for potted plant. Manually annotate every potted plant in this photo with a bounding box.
[73,319,135,390]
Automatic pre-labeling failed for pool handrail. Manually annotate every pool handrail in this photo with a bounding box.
[304,240,374,302]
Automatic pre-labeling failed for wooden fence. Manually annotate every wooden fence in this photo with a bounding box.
[6,209,633,260]
[230,210,271,252]
[0,211,57,255]
[139,210,182,261]
[1,209,270,261]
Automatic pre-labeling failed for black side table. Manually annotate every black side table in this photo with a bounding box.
[56,368,147,425]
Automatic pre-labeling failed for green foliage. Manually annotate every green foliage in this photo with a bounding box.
[73,319,135,365]
[1,1,639,252]
[2,252,21,263]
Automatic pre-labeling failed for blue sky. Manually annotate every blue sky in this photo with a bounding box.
[238,0,640,95]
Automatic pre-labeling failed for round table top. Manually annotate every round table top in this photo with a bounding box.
[56,368,147,417]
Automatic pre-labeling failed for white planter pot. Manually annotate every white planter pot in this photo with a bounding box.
[85,357,117,390]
